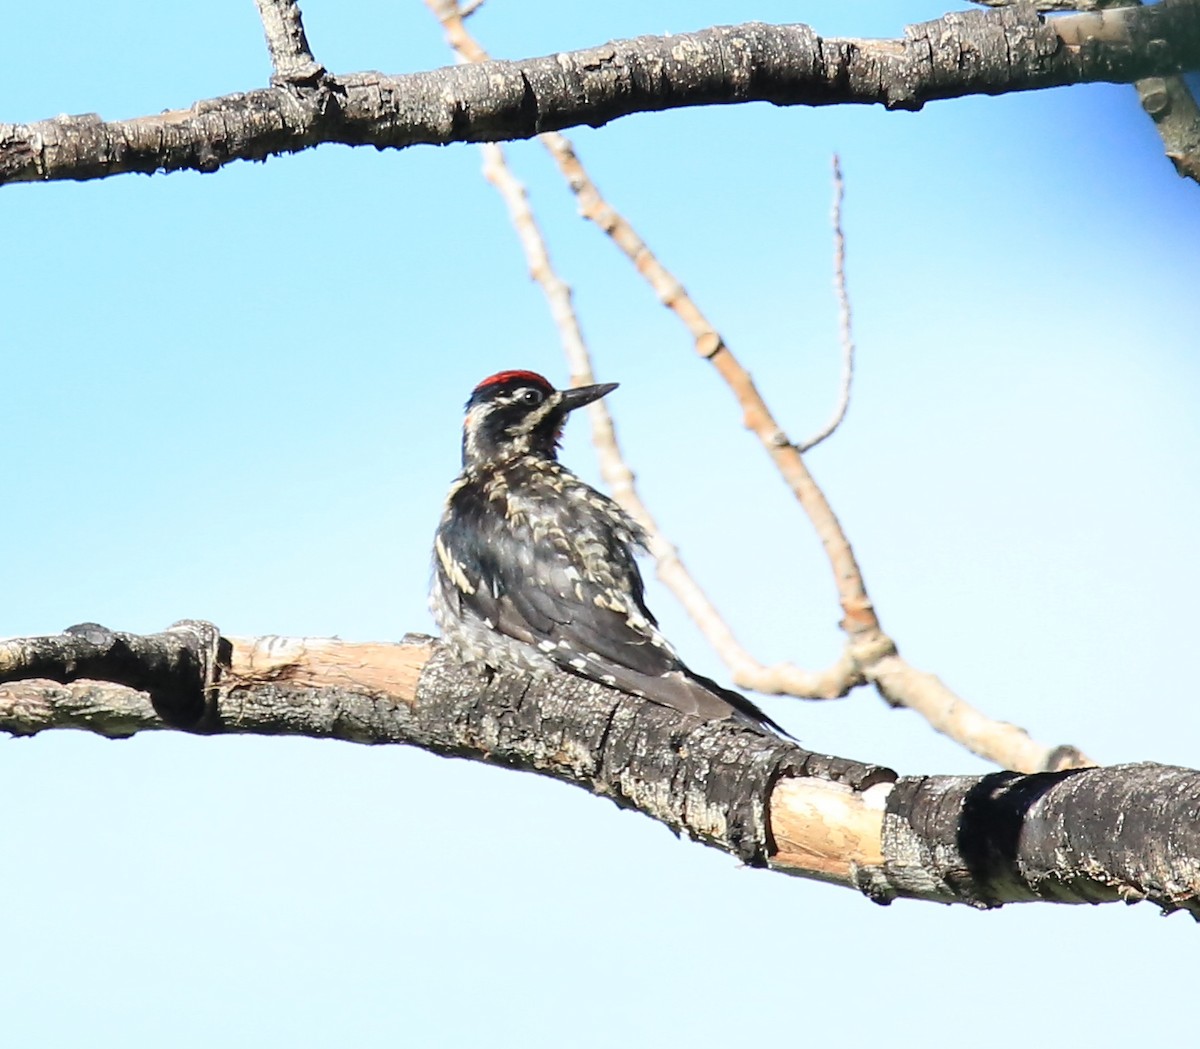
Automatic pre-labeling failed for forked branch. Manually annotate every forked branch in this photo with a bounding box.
[427,2,1093,773]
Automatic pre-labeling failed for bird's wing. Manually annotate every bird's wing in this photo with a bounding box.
[437,478,787,732]
[488,522,679,679]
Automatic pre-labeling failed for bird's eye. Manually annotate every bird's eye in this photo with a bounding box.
[520,388,544,405]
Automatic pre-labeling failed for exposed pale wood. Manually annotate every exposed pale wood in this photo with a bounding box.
[226,636,431,703]
[768,778,887,883]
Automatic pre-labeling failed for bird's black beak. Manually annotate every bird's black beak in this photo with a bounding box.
[559,382,618,413]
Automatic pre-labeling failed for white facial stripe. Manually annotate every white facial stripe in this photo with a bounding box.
[462,404,487,460]
[512,390,561,435]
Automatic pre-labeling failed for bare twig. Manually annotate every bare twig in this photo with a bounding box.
[537,128,881,639]
[798,154,856,454]
[426,3,1094,772]
[252,0,325,84]
[427,0,487,61]
[476,140,859,701]
[459,0,488,16]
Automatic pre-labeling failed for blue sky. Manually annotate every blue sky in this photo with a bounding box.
[2,3,1199,1046]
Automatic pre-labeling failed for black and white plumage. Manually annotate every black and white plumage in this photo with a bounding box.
[430,369,786,735]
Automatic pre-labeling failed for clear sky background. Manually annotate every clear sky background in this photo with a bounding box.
[2,2,1198,1046]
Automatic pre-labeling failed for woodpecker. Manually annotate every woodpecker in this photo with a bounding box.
[430,369,786,735]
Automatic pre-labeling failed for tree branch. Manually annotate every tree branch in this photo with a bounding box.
[1136,74,1200,181]
[3,2,1198,184]
[0,624,1194,915]
[253,0,326,85]
[797,155,856,454]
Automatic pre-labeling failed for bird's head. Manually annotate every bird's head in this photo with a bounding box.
[460,370,617,467]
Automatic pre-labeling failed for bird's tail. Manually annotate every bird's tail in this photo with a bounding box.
[587,660,792,738]
[685,669,794,739]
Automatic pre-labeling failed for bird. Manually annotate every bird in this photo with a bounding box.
[430,369,787,736]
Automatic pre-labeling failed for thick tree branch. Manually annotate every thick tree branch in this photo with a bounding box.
[1,624,1194,915]
[0,625,889,871]
[2,2,1198,184]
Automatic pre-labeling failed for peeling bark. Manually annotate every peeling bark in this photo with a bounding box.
[2,2,1198,184]
[1,624,1196,916]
